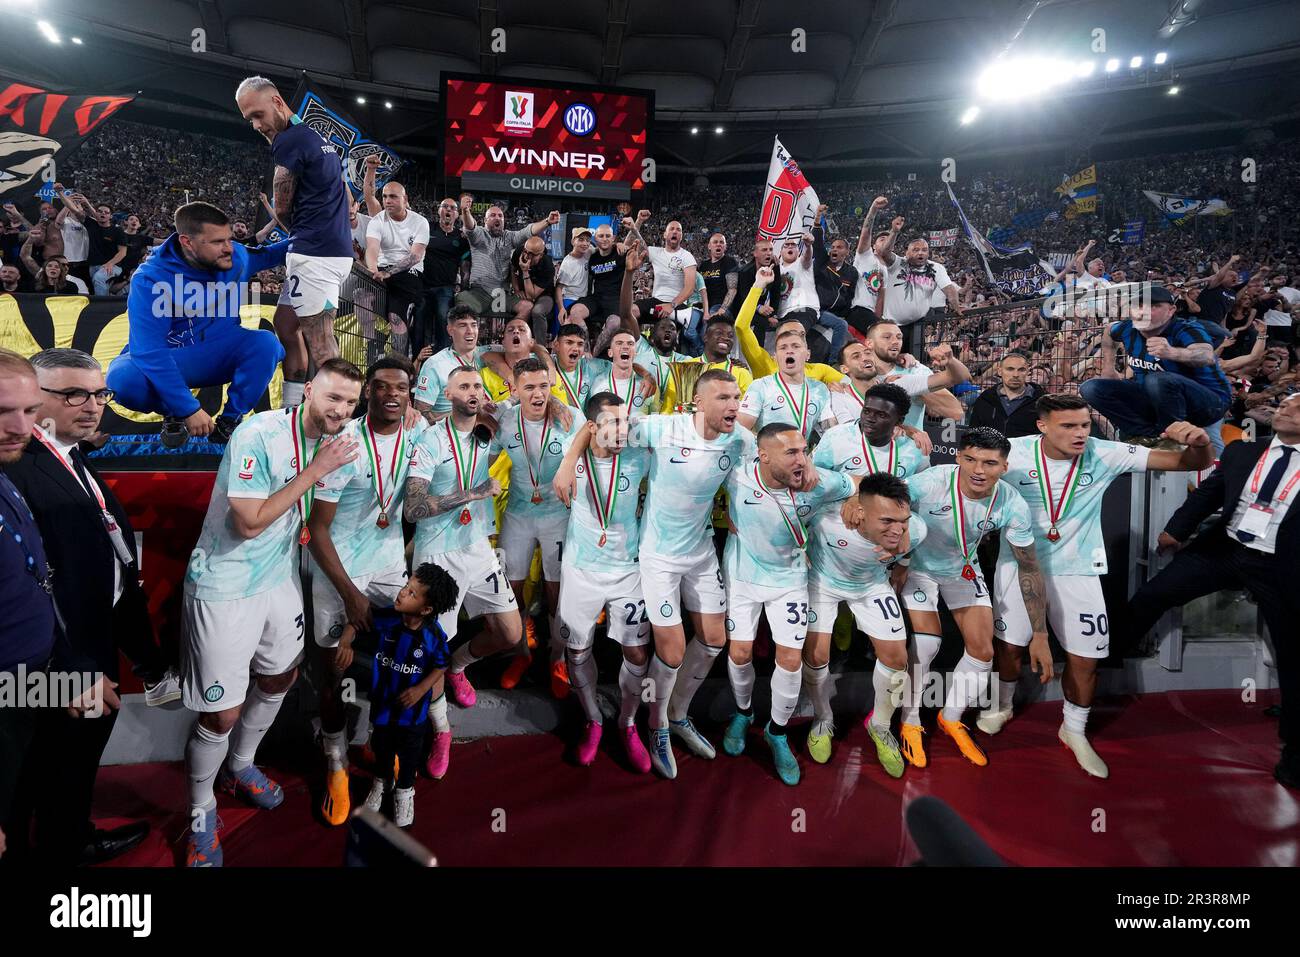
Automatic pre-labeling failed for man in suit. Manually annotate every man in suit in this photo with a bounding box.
[1124,390,1300,789]
[3,348,176,863]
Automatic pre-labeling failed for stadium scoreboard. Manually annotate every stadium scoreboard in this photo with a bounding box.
[441,73,652,200]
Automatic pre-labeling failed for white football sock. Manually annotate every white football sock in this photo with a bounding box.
[727,657,756,711]
[567,644,601,723]
[428,693,450,733]
[227,685,287,773]
[647,655,679,729]
[618,658,647,727]
[997,674,1016,712]
[769,664,802,728]
[801,662,832,722]
[666,639,721,722]
[281,380,304,408]
[1063,699,1090,735]
[941,653,992,723]
[322,729,347,772]
[449,642,482,676]
[900,632,942,726]
[871,660,903,731]
[187,721,230,814]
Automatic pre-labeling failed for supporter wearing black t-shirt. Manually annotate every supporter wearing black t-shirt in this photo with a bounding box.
[84,207,127,270]
[415,199,469,353]
[586,246,624,308]
[697,233,738,317]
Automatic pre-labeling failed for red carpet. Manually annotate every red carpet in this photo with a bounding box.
[93,690,1296,867]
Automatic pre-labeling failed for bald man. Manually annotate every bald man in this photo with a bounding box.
[626,214,699,328]
[511,234,557,344]
[364,181,430,357]
[235,75,353,408]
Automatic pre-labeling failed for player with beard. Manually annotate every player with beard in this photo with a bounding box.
[830,339,968,436]
[492,356,586,696]
[235,77,353,410]
[478,316,567,409]
[553,369,754,778]
[738,323,835,441]
[182,360,362,867]
[865,320,965,429]
[804,473,926,770]
[557,392,654,770]
[719,424,856,785]
[404,367,521,709]
[305,357,428,824]
[660,316,755,412]
[982,394,1211,777]
[884,428,1047,771]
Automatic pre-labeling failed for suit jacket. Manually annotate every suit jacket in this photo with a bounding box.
[1165,437,1300,565]
[3,437,150,678]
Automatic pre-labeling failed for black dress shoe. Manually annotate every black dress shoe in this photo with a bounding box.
[79,822,150,865]
[1274,761,1300,791]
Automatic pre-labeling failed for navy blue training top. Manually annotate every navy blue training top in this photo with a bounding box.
[271,120,353,258]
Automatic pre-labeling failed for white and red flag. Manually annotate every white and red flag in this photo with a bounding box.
[756,137,820,244]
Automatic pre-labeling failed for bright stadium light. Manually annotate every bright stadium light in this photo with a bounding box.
[975,57,1075,102]
[1155,51,1168,64]
[37,20,60,44]
[1130,55,1143,68]
[384,101,393,109]
[1076,60,1095,78]
[690,126,699,134]
[1105,58,1120,72]
[714,126,724,134]
[356,96,366,105]
[960,105,980,125]
[71,37,83,45]
[1168,85,1180,95]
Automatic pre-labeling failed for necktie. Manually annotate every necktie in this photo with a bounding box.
[1237,446,1294,542]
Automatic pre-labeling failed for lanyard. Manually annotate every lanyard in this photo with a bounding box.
[1250,444,1300,504]
[31,429,107,512]
[608,369,630,403]
[453,348,476,369]
[859,431,895,476]
[1035,438,1082,538]
[774,372,810,436]
[847,381,866,409]
[0,487,52,594]
[445,419,480,492]
[949,468,998,568]
[584,449,621,546]
[753,462,807,549]
[558,363,584,406]
[519,408,554,501]
[361,416,405,520]
[291,406,323,543]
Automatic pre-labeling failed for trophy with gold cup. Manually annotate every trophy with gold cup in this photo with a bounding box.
[668,361,708,413]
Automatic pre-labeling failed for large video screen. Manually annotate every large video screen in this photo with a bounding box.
[441,73,651,200]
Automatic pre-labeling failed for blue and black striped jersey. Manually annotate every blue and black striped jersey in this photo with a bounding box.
[369,609,450,727]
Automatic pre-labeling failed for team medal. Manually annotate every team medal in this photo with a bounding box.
[558,363,584,408]
[1035,437,1080,545]
[860,431,895,476]
[775,372,810,437]
[753,463,808,550]
[363,414,405,531]
[446,418,480,528]
[950,469,998,582]
[520,406,553,506]
[291,406,323,546]
[584,447,621,547]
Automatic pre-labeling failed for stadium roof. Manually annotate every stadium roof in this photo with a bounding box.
[5,0,1300,172]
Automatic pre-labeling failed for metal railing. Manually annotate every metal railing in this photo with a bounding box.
[336,266,391,370]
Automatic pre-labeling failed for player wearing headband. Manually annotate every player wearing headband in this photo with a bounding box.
[804,473,925,771]
[719,423,856,785]
[404,366,521,714]
[182,359,362,866]
[554,368,753,779]
[893,427,1048,770]
[983,393,1212,777]
[556,391,653,771]
[305,357,426,823]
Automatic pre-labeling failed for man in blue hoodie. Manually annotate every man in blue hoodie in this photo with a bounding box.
[106,202,288,447]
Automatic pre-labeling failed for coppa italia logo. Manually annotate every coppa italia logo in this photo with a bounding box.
[504,91,534,135]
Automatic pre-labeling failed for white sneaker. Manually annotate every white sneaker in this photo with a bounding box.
[668,717,717,759]
[393,787,415,827]
[976,706,1014,735]
[144,669,182,707]
[364,778,388,812]
[1058,725,1109,779]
